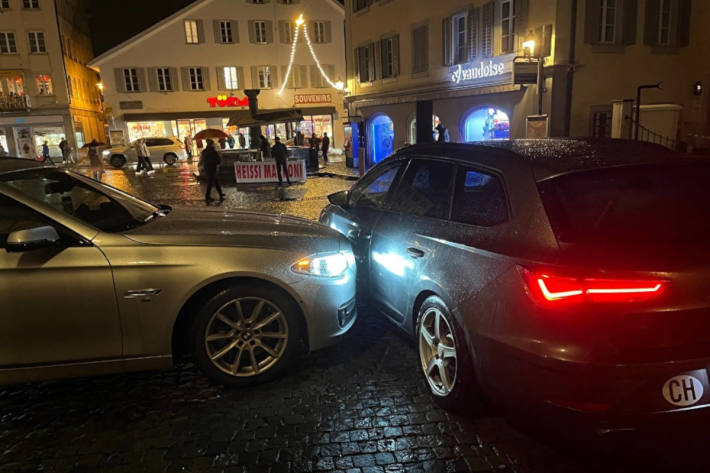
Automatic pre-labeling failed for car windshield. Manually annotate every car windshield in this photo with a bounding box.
[538,162,710,247]
[0,168,160,232]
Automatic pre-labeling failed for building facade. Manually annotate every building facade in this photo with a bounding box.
[344,0,708,168]
[88,0,347,149]
[0,0,104,158]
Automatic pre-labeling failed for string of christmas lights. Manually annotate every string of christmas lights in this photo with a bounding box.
[277,15,303,95]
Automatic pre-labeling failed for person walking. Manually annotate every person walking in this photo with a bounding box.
[202,139,224,203]
[184,135,193,160]
[309,133,319,152]
[259,134,271,160]
[321,132,330,164]
[294,130,304,146]
[271,136,291,186]
[41,141,53,164]
[238,132,246,149]
[435,123,450,143]
[58,137,71,164]
[88,139,103,180]
[227,134,235,149]
[135,138,154,175]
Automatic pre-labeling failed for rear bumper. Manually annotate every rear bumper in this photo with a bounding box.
[477,336,710,428]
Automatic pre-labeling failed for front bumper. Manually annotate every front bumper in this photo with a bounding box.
[477,336,710,428]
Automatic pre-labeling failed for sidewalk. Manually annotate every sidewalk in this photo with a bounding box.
[313,158,360,181]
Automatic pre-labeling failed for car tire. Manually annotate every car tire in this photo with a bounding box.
[110,154,126,168]
[416,295,478,411]
[163,153,177,166]
[192,283,303,387]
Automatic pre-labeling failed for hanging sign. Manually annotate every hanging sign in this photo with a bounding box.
[449,53,515,87]
[234,159,307,184]
[207,95,249,108]
[294,94,332,105]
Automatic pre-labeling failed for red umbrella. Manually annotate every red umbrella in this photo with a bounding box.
[194,129,229,141]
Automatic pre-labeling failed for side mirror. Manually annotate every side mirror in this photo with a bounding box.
[328,190,350,208]
[6,225,61,252]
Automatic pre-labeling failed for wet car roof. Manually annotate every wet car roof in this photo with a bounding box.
[0,157,49,175]
[398,138,687,181]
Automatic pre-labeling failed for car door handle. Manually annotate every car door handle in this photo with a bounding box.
[407,247,425,258]
[124,289,161,299]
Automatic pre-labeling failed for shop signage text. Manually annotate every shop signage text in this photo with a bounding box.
[207,96,249,108]
[449,53,515,87]
[294,94,332,105]
[234,160,307,184]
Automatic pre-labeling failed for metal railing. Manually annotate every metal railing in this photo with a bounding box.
[625,115,677,150]
[0,93,30,112]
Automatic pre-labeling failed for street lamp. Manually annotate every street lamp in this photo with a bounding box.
[522,39,535,57]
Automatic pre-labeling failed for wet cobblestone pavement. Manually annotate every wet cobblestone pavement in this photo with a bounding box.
[1,160,707,472]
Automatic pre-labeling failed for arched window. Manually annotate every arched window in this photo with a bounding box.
[368,114,394,165]
[408,115,441,144]
[463,108,510,142]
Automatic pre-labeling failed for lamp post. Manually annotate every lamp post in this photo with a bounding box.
[522,39,545,115]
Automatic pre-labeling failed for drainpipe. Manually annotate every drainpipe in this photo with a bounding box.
[563,0,578,136]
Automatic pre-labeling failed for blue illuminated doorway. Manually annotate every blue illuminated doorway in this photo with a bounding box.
[368,114,394,166]
[463,108,510,142]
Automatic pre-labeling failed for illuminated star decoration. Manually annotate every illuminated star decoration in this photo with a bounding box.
[278,14,345,95]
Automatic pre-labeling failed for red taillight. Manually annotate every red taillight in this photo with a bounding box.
[520,267,666,304]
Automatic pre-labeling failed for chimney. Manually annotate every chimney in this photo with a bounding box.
[244,89,260,116]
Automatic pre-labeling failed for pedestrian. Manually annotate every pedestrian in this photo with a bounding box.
[202,139,224,203]
[135,138,154,175]
[41,141,53,164]
[321,132,330,164]
[309,133,319,152]
[435,123,449,143]
[227,134,235,149]
[183,135,193,160]
[294,130,304,146]
[219,137,227,150]
[259,134,271,160]
[58,136,71,164]
[271,136,291,186]
[238,132,246,149]
[87,139,103,180]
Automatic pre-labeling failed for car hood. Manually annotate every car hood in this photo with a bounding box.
[122,207,346,252]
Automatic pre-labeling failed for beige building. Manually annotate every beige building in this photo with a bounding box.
[344,0,708,168]
[0,0,104,159]
[88,0,348,149]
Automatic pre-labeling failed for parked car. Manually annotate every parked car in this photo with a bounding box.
[0,158,356,385]
[102,137,188,168]
[320,139,710,425]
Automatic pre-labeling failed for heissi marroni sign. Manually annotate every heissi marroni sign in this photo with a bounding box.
[449,53,516,87]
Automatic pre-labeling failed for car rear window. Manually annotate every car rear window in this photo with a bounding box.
[538,163,710,246]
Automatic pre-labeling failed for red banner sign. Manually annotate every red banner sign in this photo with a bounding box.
[294,94,332,105]
[234,160,307,184]
[207,96,249,108]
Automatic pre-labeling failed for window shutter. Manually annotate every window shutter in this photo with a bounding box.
[622,0,638,45]
[236,67,245,90]
[584,0,602,44]
[269,65,278,88]
[468,7,480,60]
[643,0,660,45]
[265,20,274,43]
[216,66,225,90]
[515,0,530,48]
[250,66,258,88]
[147,67,158,91]
[280,65,288,88]
[114,68,126,92]
[278,20,287,43]
[298,65,307,88]
[197,20,205,43]
[180,67,190,91]
[201,67,211,90]
[325,21,332,43]
[354,47,361,82]
[368,42,377,80]
[231,20,239,43]
[325,64,335,84]
[213,20,222,43]
[675,0,691,47]
[392,34,400,77]
[248,20,256,43]
[168,68,177,91]
[373,39,382,80]
[310,65,320,87]
[442,16,452,65]
[135,68,146,92]
[482,1,494,56]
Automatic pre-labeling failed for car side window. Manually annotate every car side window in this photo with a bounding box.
[451,166,508,226]
[389,159,456,219]
[144,139,158,147]
[155,138,173,146]
[350,162,403,210]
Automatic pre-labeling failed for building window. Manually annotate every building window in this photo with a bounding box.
[411,25,428,73]
[501,0,516,53]
[354,0,369,12]
[157,67,172,91]
[313,22,326,43]
[123,68,139,92]
[223,66,239,90]
[28,31,45,53]
[67,76,73,98]
[219,20,233,43]
[189,67,204,90]
[356,44,373,83]
[658,0,672,45]
[257,66,271,89]
[284,22,294,43]
[185,20,199,44]
[36,74,52,95]
[1,0,9,9]
[23,0,38,8]
[599,0,617,43]
[380,37,395,78]
[254,21,267,43]
[0,32,16,53]
[452,12,468,64]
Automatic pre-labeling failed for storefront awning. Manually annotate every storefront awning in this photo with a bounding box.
[227,108,304,127]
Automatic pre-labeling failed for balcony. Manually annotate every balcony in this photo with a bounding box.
[0,94,31,112]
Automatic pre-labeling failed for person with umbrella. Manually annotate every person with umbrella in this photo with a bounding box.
[202,139,224,204]
[135,138,154,175]
[87,139,103,181]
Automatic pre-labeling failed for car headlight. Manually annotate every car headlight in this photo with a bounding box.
[292,251,355,277]
[102,150,110,156]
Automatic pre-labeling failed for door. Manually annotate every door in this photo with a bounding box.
[0,193,122,366]
[369,158,457,324]
[326,160,406,290]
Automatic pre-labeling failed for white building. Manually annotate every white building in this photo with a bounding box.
[88,0,347,148]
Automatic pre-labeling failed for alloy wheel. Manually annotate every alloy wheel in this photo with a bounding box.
[418,307,458,396]
[204,297,289,377]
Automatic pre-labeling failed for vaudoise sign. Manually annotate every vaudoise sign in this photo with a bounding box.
[449,53,515,87]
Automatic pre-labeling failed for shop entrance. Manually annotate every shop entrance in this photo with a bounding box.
[409,115,441,144]
[368,114,394,166]
[463,108,510,142]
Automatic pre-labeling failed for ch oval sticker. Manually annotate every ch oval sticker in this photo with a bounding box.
[662,375,704,407]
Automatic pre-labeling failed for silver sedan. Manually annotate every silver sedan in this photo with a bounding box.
[0,158,356,386]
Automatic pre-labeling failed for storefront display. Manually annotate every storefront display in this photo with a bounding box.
[464,108,510,141]
[32,126,65,158]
